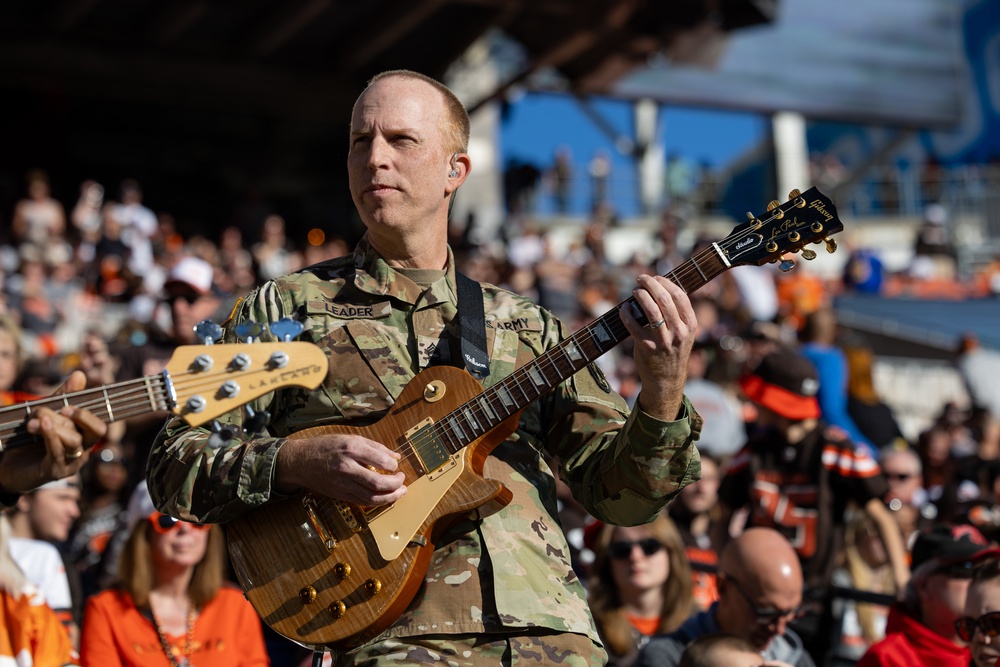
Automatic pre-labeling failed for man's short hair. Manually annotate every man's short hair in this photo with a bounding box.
[365,70,470,154]
[679,633,760,667]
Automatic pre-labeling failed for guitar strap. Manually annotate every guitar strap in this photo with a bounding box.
[455,271,490,379]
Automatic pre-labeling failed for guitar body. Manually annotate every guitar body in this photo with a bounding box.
[226,365,518,649]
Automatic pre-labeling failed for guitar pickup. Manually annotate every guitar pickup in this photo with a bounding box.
[404,417,451,474]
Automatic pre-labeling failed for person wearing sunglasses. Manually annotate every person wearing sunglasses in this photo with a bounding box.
[80,483,268,667]
[636,527,815,667]
[959,555,1000,667]
[858,523,1000,667]
[587,514,693,666]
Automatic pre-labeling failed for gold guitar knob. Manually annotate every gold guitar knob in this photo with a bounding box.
[767,200,780,211]
[801,249,817,260]
[329,600,347,619]
[766,241,778,253]
[334,562,352,580]
[788,231,800,243]
[811,222,824,233]
[825,238,838,254]
[364,578,382,597]
[299,586,317,604]
[788,189,801,199]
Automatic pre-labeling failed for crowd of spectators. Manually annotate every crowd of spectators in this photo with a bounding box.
[0,168,999,667]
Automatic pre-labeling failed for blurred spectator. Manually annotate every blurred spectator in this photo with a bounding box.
[550,146,574,214]
[669,452,723,612]
[0,514,74,665]
[799,308,876,456]
[720,348,909,658]
[587,514,693,666]
[880,447,929,542]
[948,409,1000,522]
[842,245,885,295]
[858,523,997,667]
[958,555,1000,667]
[683,341,746,458]
[68,443,129,599]
[590,149,612,209]
[8,476,82,646]
[665,153,696,216]
[71,180,105,249]
[956,333,1000,423]
[635,527,815,667]
[80,483,269,666]
[0,315,33,407]
[678,632,791,667]
[252,215,301,283]
[502,158,541,215]
[114,179,158,285]
[10,169,69,268]
[830,510,897,664]
[810,153,847,193]
[844,345,905,452]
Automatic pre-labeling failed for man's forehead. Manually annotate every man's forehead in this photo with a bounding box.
[352,78,444,125]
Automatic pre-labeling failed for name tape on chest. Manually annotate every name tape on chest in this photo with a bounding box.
[324,302,392,319]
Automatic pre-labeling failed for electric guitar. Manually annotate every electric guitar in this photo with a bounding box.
[0,338,328,452]
[225,188,844,649]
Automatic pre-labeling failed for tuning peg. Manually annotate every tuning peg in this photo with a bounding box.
[194,320,224,345]
[801,249,817,260]
[825,238,838,254]
[766,200,781,211]
[788,189,801,199]
[244,406,271,435]
[270,317,305,342]
[779,258,796,273]
[235,322,265,343]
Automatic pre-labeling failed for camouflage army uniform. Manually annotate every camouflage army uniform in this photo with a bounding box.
[148,236,701,663]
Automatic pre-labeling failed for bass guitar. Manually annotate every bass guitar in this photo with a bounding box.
[225,187,844,649]
[0,335,327,452]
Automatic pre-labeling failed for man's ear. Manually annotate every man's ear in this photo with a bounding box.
[445,152,471,195]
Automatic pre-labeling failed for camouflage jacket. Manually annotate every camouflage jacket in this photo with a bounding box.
[147,236,701,644]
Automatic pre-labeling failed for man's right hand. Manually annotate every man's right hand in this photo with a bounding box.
[275,433,407,506]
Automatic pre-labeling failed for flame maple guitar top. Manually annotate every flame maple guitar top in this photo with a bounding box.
[226,365,518,649]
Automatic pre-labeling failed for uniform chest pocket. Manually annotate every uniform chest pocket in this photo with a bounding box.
[311,321,393,420]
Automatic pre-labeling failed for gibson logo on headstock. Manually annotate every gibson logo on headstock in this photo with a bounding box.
[808,199,834,223]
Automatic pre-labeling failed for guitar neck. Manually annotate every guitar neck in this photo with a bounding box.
[413,245,731,465]
[0,376,171,452]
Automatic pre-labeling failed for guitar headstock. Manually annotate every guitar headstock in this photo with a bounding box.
[164,341,327,426]
[716,187,844,271]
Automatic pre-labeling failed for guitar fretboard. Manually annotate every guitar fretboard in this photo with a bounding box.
[407,245,731,469]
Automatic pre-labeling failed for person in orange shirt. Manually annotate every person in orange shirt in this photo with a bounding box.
[587,513,694,666]
[80,483,268,667]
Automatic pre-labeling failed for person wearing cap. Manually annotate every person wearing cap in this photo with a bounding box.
[113,254,228,502]
[717,347,910,661]
[858,523,999,666]
[960,553,1000,667]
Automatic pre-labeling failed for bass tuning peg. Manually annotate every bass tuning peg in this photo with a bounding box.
[194,320,224,345]
[269,317,305,342]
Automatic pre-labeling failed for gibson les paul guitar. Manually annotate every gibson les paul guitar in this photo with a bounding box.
[226,188,844,649]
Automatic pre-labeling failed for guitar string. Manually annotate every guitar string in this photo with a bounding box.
[0,370,286,445]
[398,219,811,467]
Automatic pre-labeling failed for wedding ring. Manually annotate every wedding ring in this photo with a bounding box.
[645,319,666,329]
[64,449,84,461]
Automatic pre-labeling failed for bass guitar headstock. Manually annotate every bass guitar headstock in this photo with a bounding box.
[164,319,326,427]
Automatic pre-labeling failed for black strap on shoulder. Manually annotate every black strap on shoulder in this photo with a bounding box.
[455,271,490,379]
